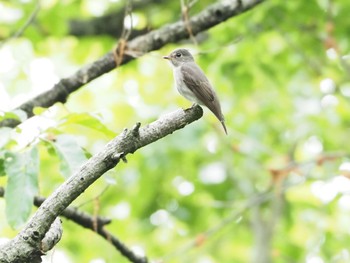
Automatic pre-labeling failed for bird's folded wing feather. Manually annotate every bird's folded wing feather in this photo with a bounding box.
[181,63,215,103]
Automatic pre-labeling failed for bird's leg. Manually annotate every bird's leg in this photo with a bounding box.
[184,103,198,112]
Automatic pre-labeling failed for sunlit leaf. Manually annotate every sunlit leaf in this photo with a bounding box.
[60,112,116,138]
[0,110,27,122]
[4,146,39,229]
[0,151,5,177]
[33,106,48,115]
[0,127,12,148]
[50,134,87,178]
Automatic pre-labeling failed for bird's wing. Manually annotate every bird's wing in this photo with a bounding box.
[181,62,227,134]
[180,62,215,103]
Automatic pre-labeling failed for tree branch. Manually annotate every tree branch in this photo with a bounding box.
[36,195,147,262]
[33,196,112,230]
[0,105,203,263]
[0,187,146,263]
[68,0,167,37]
[0,0,265,128]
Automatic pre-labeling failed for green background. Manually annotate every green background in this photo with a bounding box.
[1,0,350,262]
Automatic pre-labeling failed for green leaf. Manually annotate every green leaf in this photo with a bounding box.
[4,146,39,229]
[33,106,48,115]
[0,110,27,122]
[60,112,116,138]
[0,127,12,149]
[0,152,5,177]
[51,135,87,178]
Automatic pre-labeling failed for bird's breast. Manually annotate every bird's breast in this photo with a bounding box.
[173,67,203,105]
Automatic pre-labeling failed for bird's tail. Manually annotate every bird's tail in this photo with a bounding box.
[221,120,228,135]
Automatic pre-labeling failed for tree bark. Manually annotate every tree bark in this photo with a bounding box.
[0,105,203,263]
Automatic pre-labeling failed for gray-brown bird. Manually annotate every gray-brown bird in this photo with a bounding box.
[163,49,227,134]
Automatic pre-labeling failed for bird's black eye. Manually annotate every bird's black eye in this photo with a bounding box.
[175,52,181,57]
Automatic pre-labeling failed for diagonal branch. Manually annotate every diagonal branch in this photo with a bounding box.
[0,105,203,263]
[0,0,265,128]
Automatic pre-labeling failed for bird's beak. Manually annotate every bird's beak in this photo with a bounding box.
[163,55,170,60]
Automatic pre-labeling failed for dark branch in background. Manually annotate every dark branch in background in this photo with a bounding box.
[0,105,203,263]
[69,0,167,37]
[69,12,148,39]
[0,187,145,263]
[0,0,265,128]
[42,197,147,263]
[34,196,111,230]
[97,228,147,263]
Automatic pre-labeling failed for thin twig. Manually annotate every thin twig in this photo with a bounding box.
[180,0,198,45]
[0,2,41,47]
[114,0,133,67]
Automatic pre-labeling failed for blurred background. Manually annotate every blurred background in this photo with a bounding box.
[1,0,350,262]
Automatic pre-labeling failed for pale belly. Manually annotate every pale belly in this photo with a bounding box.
[173,68,203,105]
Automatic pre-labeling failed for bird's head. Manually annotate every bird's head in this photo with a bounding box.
[163,49,194,67]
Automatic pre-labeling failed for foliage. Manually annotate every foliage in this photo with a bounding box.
[1,0,350,262]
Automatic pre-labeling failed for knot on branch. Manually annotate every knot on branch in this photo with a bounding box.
[132,122,141,137]
[112,152,127,163]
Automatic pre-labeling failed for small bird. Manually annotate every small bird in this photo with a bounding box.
[163,49,227,134]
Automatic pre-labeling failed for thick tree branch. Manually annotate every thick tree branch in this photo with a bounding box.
[0,105,203,263]
[0,0,265,128]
